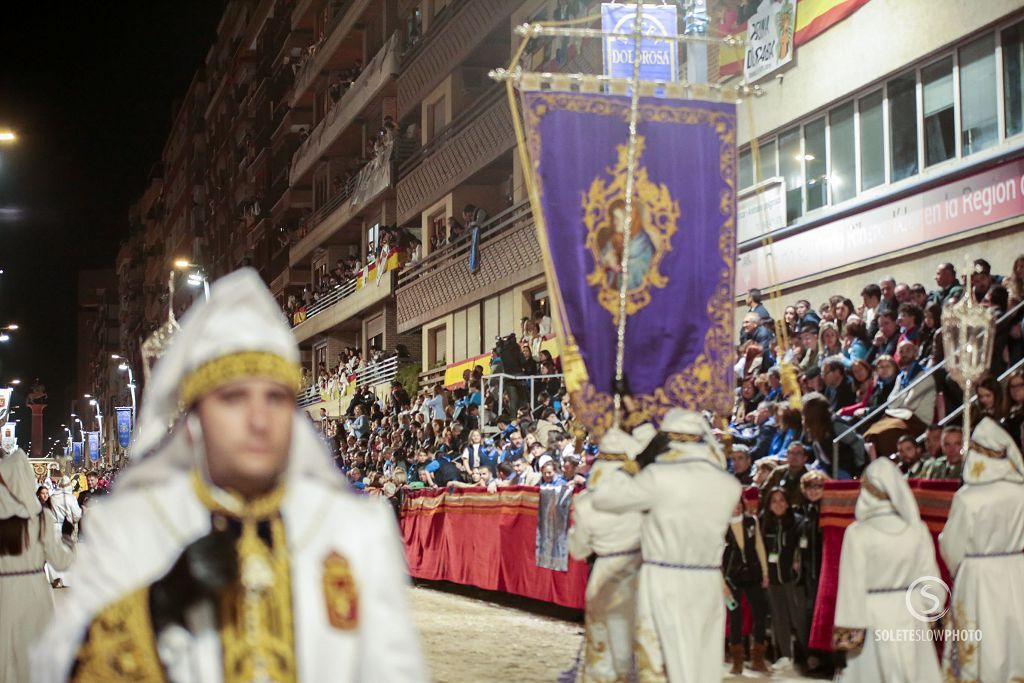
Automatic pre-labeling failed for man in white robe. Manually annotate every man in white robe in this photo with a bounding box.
[33,268,426,683]
[591,409,740,682]
[939,417,1024,683]
[831,457,942,682]
[568,427,646,683]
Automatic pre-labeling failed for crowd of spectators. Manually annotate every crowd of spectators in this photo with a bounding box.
[721,254,1024,674]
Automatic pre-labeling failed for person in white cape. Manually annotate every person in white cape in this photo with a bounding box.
[1,444,75,682]
[568,426,648,682]
[590,409,740,682]
[939,416,1024,683]
[831,457,942,683]
[33,268,426,683]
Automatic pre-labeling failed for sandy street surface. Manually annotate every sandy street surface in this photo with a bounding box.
[408,584,824,683]
[53,584,823,682]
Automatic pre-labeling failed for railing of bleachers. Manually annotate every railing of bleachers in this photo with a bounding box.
[480,372,565,433]
[296,355,402,409]
[923,353,1024,437]
[831,296,1024,446]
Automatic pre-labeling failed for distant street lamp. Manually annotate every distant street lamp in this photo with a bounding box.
[0,131,16,143]
[174,259,210,301]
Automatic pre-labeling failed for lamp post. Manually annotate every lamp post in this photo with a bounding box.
[86,397,104,463]
[942,265,996,453]
[111,354,137,453]
[174,260,210,301]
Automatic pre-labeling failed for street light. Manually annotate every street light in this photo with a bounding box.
[111,354,137,453]
[8,379,19,385]
[0,131,16,143]
[174,259,210,301]
[3,324,18,330]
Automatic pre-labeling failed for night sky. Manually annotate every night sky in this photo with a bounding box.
[0,2,224,449]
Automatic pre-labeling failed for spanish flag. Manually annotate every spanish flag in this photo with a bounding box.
[719,0,872,78]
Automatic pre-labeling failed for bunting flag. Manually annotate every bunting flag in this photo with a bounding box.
[718,0,871,78]
[115,407,133,449]
[87,431,100,463]
[519,89,737,434]
[72,441,84,465]
[0,387,11,427]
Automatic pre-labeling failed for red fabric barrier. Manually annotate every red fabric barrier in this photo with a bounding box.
[400,486,589,610]
[808,479,960,650]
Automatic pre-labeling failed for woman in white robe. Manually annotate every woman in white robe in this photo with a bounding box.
[568,427,645,683]
[1,448,75,682]
[832,457,942,683]
[939,417,1024,683]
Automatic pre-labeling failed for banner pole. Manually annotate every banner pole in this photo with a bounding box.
[610,0,647,429]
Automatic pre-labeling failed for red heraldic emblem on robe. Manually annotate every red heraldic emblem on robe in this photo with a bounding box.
[323,551,359,630]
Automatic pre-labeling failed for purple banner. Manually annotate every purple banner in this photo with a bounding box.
[521,91,736,433]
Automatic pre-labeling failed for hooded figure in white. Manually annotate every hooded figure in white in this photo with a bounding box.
[940,417,1024,683]
[568,426,648,682]
[832,457,942,683]
[33,269,426,683]
[590,409,740,682]
[1,444,75,682]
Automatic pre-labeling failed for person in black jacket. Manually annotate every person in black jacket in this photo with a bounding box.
[762,487,808,671]
[723,493,771,675]
[797,470,831,676]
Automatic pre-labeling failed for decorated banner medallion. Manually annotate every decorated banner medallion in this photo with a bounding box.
[520,90,737,434]
[322,551,359,630]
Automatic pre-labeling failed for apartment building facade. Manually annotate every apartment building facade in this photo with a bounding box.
[119,0,1024,419]
[732,0,1024,324]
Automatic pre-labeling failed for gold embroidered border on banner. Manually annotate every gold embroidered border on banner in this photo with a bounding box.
[519,91,736,435]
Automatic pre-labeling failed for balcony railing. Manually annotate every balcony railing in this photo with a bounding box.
[395,85,514,224]
[289,31,400,185]
[297,354,403,408]
[396,0,514,119]
[291,0,369,103]
[290,277,357,326]
[396,199,541,333]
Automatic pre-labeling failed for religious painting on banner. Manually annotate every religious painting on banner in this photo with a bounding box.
[0,387,11,427]
[519,89,737,434]
[115,407,132,449]
[86,431,100,463]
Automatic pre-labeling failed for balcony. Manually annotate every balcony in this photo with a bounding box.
[289,31,400,185]
[397,0,515,119]
[291,0,373,105]
[289,139,396,266]
[396,200,543,333]
[291,269,396,344]
[297,354,406,412]
[395,86,514,224]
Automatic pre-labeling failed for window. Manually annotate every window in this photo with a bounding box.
[859,90,885,191]
[922,57,955,166]
[960,34,998,155]
[829,102,856,203]
[428,96,447,142]
[429,327,447,366]
[315,343,327,371]
[1004,21,1024,137]
[429,211,446,250]
[779,127,802,223]
[804,118,827,211]
[888,72,919,182]
[367,222,380,259]
[739,139,778,189]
